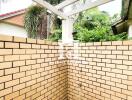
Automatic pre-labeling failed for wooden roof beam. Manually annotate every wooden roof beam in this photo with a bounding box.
[33,0,68,19]
[55,0,79,9]
[66,0,114,16]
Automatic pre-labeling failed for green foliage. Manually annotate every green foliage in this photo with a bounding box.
[49,29,62,41]
[74,8,128,42]
[24,6,46,38]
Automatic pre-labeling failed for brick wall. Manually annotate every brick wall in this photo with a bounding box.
[0,34,132,100]
[67,41,132,100]
[0,35,67,100]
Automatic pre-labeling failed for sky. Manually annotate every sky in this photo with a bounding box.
[0,0,122,16]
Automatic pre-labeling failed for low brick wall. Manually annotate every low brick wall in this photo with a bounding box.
[67,41,132,100]
[0,35,67,100]
[0,34,132,100]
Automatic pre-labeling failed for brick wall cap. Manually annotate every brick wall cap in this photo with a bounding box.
[0,34,13,41]
[13,36,26,43]
[27,38,36,44]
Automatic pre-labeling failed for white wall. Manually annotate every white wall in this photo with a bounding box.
[0,23,27,38]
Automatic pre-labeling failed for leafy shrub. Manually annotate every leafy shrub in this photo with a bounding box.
[24,6,46,38]
[49,29,62,41]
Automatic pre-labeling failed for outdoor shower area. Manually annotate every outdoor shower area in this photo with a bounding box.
[0,34,132,100]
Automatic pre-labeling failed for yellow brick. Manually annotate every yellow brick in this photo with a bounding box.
[111,95,121,100]
[13,72,25,79]
[0,62,12,69]
[14,36,26,42]
[26,79,36,87]
[122,89,132,96]
[0,34,13,41]
[117,55,128,60]
[111,69,122,74]
[13,60,25,67]
[0,75,12,83]
[20,55,31,60]
[49,46,55,49]
[112,50,122,55]
[26,69,36,76]
[112,41,122,45]
[111,77,121,83]
[5,67,19,75]
[102,41,111,45]
[13,83,25,92]
[116,92,127,99]
[5,42,19,48]
[0,56,3,62]
[31,84,40,91]
[93,42,101,46]
[106,63,115,68]
[123,51,132,55]
[37,50,44,54]
[41,45,48,49]
[31,54,40,59]
[117,46,128,50]
[122,80,132,85]
[5,55,19,61]
[5,91,19,100]
[0,70,4,77]
[26,60,36,65]
[116,83,127,89]
[128,76,132,80]
[20,43,31,48]
[112,59,122,64]
[13,49,25,54]
[106,46,116,50]
[0,42,4,48]
[128,96,132,100]
[116,64,128,70]
[123,60,132,65]
[13,94,25,100]
[123,70,132,75]
[20,65,31,72]
[20,87,31,95]
[26,89,36,97]
[20,76,31,83]
[37,59,44,63]
[37,39,45,44]
[32,73,40,79]
[116,74,127,79]
[5,79,19,88]
[111,86,121,92]
[0,87,12,97]
[0,49,12,55]
[0,83,4,90]
[45,50,52,53]
[31,92,41,99]
[26,49,36,54]
[32,64,40,69]
[27,38,36,43]
[32,44,40,49]
[123,40,132,45]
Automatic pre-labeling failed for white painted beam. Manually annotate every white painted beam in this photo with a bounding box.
[66,0,114,16]
[55,0,79,9]
[33,0,68,19]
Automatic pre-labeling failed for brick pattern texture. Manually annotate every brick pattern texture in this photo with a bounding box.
[0,34,132,100]
[0,35,67,100]
[67,41,132,100]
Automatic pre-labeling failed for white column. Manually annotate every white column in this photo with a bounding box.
[62,19,74,44]
[128,25,132,38]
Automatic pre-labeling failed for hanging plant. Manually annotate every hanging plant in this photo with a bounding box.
[24,5,46,38]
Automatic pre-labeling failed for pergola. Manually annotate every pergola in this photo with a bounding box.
[33,0,114,43]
